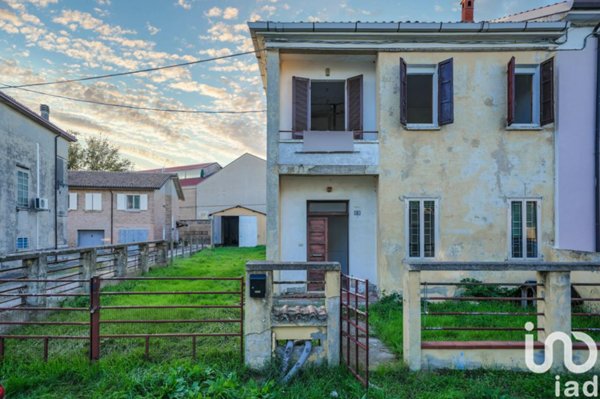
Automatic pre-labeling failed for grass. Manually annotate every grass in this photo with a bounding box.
[2,247,600,398]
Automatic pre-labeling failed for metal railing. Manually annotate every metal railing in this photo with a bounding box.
[0,275,244,362]
[340,274,369,388]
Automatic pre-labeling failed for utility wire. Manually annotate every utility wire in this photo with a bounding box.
[0,83,266,114]
[1,49,263,89]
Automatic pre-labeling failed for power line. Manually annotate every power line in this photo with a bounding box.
[1,49,263,89]
[0,83,266,114]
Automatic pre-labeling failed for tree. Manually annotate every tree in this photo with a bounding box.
[68,133,134,171]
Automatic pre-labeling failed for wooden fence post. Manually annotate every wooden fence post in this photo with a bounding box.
[89,276,101,361]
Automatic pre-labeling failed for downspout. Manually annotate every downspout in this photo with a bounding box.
[596,32,600,251]
[54,135,58,249]
[110,190,114,244]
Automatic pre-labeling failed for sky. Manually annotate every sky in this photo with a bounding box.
[0,0,562,170]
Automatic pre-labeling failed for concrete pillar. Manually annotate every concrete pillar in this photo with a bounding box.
[537,271,572,372]
[139,243,149,274]
[81,249,97,292]
[157,241,168,265]
[244,269,273,369]
[325,270,341,366]
[26,254,47,306]
[115,246,128,277]
[403,270,421,371]
[265,49,280,262]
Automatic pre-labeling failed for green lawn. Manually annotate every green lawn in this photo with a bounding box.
[1,247,598,398]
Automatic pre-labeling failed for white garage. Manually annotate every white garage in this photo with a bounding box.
[210,206,266,248]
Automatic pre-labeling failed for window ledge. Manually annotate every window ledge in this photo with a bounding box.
[280,140,378,144]
[506,125,543,131]
[404,125,441,131]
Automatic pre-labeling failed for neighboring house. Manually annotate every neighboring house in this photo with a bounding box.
[495,1,600,253]
[67,171,184,247]
[248,0,600,292]
[142,162,221,243]
[196,153,266,247]
[0,91,76,255]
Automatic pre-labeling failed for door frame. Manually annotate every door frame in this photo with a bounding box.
[306,200,349,272]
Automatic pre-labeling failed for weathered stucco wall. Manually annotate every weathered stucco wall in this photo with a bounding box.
[0,104,69,255]
[279,175,378,283]
[376,51,558,292]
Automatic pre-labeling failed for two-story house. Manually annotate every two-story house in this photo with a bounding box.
[248,0,600,293]
[67,171,184,247]
[0,91,76,255]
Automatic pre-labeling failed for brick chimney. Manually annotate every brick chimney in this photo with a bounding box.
[461,0,474,22]
[40,104,49,121]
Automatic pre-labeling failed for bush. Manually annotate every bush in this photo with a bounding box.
[458,278,519,298]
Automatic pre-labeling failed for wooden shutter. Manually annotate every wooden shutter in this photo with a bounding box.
[507,56,516,126]
[117,194,126,210]
[292,76,310,139]
[347,74,363,139]
[438,58,454,126]
[540,57,554,126]
[400,58,408,126]
[140,194,148,211]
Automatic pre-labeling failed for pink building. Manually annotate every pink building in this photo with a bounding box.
[67,171,184,247]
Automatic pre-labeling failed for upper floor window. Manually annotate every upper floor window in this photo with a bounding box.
[117,193,148,211]
[509,199,540,259]
[127,194,141,210]
[507,57,554,128]
[400,58,453,129]
[85,193,102,211]
[16,168,29,208]
[406,198,438,258]
[292,75,363,139]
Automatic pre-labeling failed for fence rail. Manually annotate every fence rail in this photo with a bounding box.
[0,274,244,362]
[404,262,600,371]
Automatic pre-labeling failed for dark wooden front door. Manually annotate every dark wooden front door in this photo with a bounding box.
[307,217,327,290]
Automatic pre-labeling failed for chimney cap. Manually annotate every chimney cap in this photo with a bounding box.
[40,104,50,120]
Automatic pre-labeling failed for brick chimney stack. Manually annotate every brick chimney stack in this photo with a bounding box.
[461,0,474,22]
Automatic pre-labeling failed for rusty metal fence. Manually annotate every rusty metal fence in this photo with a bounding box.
[0,275,244,362]
[340,274,369,388]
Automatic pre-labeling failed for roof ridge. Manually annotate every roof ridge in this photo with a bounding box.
[497,1,570,20]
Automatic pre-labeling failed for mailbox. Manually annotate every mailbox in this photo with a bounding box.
[249,274,267,298]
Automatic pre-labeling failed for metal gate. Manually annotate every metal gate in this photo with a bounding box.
[340,273,369,388]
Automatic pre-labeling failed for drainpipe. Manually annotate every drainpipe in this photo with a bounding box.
[596,32,600,251]
[110,190,114,244]
[54,134,58,249]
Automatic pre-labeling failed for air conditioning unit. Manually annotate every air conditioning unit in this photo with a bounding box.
[33,197,49,210]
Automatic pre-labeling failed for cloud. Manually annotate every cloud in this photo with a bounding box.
[223,7,239,20]
[176,0,192,10]
[434,4,444,13]
[260,5,276,16]
[21,0,58,7]
[146,22,160,35]
[96,0,111,5]
[205,6,222,17]
[52,10,135,36]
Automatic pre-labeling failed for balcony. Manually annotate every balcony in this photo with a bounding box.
[278,130,379,175]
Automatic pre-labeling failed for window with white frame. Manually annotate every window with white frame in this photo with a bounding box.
[127,194,141,210]
[68,193,78,210]
[16,237,29,250]
[509,199,540,259]
[514,66,539,126]
[84,193,102,211]
[406,199,437,258]
[16,168,29,208]
[407,66,437,126]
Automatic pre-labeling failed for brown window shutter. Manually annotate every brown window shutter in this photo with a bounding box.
[400,58,408,126]
[507,56,515,126]
[347,74,363,139]
[540,57,554,126]
[438,58,454,126]
[292,76,310,139]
